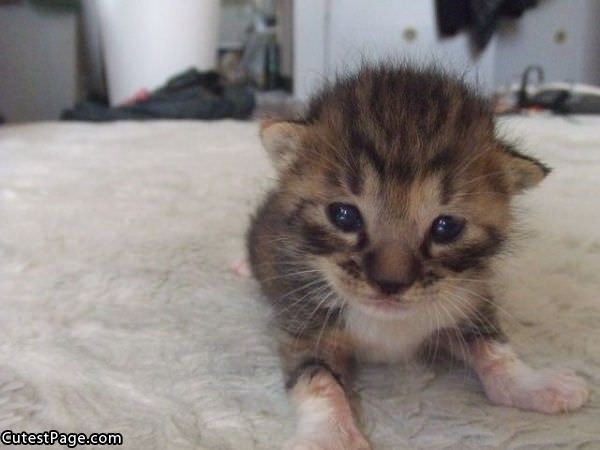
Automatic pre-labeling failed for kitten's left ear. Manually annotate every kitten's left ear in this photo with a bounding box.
[498,143,551,193]
[260,120,305,173]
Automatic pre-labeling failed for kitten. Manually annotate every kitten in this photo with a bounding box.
[246,65,589,449]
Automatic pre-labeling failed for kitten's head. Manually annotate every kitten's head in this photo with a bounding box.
[262,65,549,317]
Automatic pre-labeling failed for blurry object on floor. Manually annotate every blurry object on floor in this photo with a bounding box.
[219,49,245,85]
[253,90,304,120]
[80,0,107,100]
[493,85,520,114]
[275,0,293,91]
[263,23,281,91]
[436,0,538,50]
[234,0,285,91]
[89,0,221,106]
[517,64,545,109]
[524,83,600,114]
[61,69,254,121]
[493,65,600,115]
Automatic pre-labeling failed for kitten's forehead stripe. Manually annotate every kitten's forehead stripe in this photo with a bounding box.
[325,168,343,189]
[389,162,418,184]
[346,168,362,196]
[306,65,493,172]
[348,127,386,177]
[427,147,458,172]
[439,172,455,205]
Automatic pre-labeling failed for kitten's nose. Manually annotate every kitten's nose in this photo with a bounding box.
[364,246,420,295]
[373,280,406,295]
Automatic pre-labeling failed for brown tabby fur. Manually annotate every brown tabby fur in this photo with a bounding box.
[246,64,550,442]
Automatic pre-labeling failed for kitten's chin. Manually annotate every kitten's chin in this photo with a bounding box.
[350,295,418,319]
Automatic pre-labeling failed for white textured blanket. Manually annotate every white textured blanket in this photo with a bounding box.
[0,117,598,449]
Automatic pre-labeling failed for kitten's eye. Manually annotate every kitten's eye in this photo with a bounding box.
[430,215,465,243]
[327,203,363,232]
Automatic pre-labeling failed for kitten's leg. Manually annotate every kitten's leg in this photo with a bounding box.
[460,336,589,414]
[280,332,370,450]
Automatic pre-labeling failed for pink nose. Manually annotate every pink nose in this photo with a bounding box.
[363,246,420,295]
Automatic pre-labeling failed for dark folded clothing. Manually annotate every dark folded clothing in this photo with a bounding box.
[62,69,255,121]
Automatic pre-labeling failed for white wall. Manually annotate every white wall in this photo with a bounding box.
[294,0,497,100]
[293,0,329,100]
[326,1,496,86]
[494,0,600,88]
[293,0,600,100]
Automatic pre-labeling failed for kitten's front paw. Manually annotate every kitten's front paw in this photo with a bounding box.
[483,367,589,414]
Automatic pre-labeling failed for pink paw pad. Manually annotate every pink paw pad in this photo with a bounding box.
[230,257,251,278]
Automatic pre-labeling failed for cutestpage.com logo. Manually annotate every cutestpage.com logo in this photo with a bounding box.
[1,429,124,448]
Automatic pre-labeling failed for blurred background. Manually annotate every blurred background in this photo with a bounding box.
[1,0,599,123]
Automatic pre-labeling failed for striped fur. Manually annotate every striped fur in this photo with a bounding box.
[246,64,558,447]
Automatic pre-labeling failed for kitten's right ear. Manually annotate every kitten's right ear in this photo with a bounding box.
[260,120,305,173]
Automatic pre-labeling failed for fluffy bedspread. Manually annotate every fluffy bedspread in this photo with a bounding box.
[0,117,598,449]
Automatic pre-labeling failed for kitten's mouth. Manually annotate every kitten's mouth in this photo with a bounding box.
[360,294,412,312]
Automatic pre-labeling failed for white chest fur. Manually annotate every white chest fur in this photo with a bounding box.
[344,302,465,363]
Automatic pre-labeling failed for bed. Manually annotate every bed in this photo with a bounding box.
[0,117,598,449]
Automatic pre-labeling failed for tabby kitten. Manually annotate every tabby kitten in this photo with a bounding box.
[246,65,588,449]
